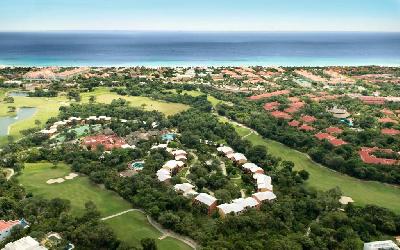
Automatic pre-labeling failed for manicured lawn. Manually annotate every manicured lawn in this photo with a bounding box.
[0,95,68,144]
[18,162,132,216]
[226,121,400,213]
[105,212,192,250]
[0,88,189,144]
[82,88,190,116]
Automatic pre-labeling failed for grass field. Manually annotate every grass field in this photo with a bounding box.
[167,89,224,107]
[18,162,132,216]
[0,88,189,144]
[229,122,400,213]
[19,162,192,249]
[105,212,192,250]
[81,88,190,116]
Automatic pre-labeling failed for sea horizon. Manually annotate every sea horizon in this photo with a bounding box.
[1,31,399,67]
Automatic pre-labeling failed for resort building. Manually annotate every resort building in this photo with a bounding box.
[162,160,185,174]
[242,163,264,174]
[253,173,273,192]
[252,191,277,203]
[82,134,127,151]
[328,107,351,119]
[229,153,247,165]
[217,197,259,218]
[217,146,234,156]
[363,240,400,250]
[3,236,47,250]
[174,183,198,197]
[156,168,171,183]
[0,220,25,241]
[172,149,188,161]
[193,193,218,215]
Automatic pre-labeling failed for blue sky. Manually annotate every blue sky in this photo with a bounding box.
[0,0,399,31]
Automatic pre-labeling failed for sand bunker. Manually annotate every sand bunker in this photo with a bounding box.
[339,196,354,205]
[46,178,65,184]
[65,173,78,180]
[47,173,78,184]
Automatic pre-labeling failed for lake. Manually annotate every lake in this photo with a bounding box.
[0,107,37,136]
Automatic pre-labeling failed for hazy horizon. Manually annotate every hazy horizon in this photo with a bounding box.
[1,0,399,32]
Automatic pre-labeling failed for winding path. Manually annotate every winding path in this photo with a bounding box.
[101,209,198,249]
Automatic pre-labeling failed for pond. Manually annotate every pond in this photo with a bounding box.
[0,107,37,136]
[7,91,29,97]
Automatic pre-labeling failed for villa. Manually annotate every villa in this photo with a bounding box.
[0,219,27,241]
[162,160,185,174]
[217,197,259,218]
[253,173,273,192]
[359,147,400,165]
[229,153,247,165]
[217,146,234,156]
[252,191,277,203]
[270,111,292,120]
[172,149,188,161]
[381,128,400,136]
[174,183,198,197]
[82,134,127,151]
[242,163,264,174]
[193,193,218,215]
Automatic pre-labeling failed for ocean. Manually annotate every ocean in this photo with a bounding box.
[0,32,399,67]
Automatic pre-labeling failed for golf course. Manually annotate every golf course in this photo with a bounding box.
[18,162,193,250]
[0,88,189,144]
[229,120,400,213]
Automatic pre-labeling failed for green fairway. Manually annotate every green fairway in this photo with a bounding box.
[105,211,193,250]
[0,88,189,144]
[81,88,190,116]
[19,162,132,216]
[226,121,400,213]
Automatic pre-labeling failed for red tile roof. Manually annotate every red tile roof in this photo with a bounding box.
[288,97,300,103]
[263,102,280,111]
[299,124,315,131]
[0,220,20,231]
[381,108,394,116]
[315,132,335,141]
[330,138,348,147]
[326,127,343,134]
[249,90,290,100]
[359,96,385,105]
[378,117,398,124]
[270,111,292,120]
[359,147,399,165]
[381,128,400,135]
[288,120,300,127]
[82,134,126,151]
[301,115,317,123]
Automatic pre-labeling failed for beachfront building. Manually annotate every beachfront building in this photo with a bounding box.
[363,240,400,250]
[3,236,47,250]
[193,193,218,215]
